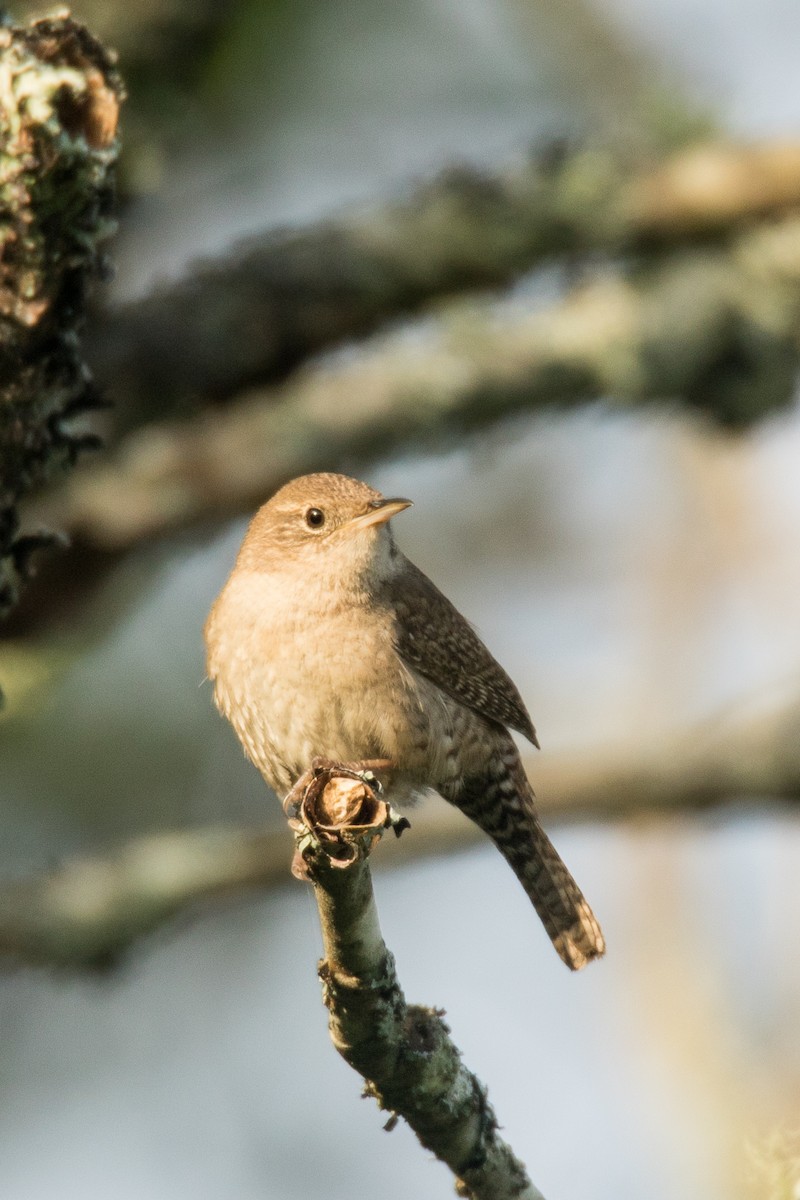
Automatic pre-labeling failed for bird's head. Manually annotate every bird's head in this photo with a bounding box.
[235,473,412,587]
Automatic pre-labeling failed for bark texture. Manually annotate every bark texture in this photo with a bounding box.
[0,14,122,620]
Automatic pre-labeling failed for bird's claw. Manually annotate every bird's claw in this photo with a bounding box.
[281,767,315,817]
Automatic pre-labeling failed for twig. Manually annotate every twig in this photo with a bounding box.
[290,760,544,1200]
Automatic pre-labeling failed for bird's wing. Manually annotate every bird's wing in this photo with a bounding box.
[380,558,539,746]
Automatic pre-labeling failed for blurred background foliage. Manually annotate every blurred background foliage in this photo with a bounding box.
[2,2,800,1199]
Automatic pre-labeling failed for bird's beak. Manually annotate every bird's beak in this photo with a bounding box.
[346,497,413,532]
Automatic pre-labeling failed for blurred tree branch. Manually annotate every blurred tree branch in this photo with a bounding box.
[1,680,797,968]
[86,140,800,435]
[0,13,122,620]
[0,825,288,968]
[12,140,800,632]
[46,211,800,550]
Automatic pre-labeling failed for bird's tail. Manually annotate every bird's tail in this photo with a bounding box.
[509,812,605,970]
[455,743,605,970]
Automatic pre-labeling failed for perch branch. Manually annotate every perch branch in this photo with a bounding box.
[290,760,543,1200]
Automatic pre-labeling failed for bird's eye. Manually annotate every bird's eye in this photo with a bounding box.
[305,507,325,529]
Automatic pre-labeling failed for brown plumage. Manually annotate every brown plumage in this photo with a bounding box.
[380,557,540,747]
[205,472,605,969]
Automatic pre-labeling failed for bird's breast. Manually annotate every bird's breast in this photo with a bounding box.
[206,570,439,795]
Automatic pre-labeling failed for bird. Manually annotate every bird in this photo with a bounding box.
[205,472,605,970]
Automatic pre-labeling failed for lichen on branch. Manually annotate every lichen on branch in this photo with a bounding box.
[292,760,544,1200]
[0,12,123,620]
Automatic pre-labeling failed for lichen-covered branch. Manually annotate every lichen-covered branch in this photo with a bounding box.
[290,761,544,1200]
[48,211,800,550]
[86,139,800,432]
[0,13,123,618]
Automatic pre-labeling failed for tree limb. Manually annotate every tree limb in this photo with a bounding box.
[87,139,800,433]
[0,13,123,620]
[290,760,544,1200]
[43,210,800,550]
[12,140,800,631]
[0,825,287,969]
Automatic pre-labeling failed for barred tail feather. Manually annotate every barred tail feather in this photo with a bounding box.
[513,817,605,970]
[452,738,605,970]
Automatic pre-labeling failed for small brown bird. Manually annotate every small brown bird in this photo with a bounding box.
[205,473,604,969]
